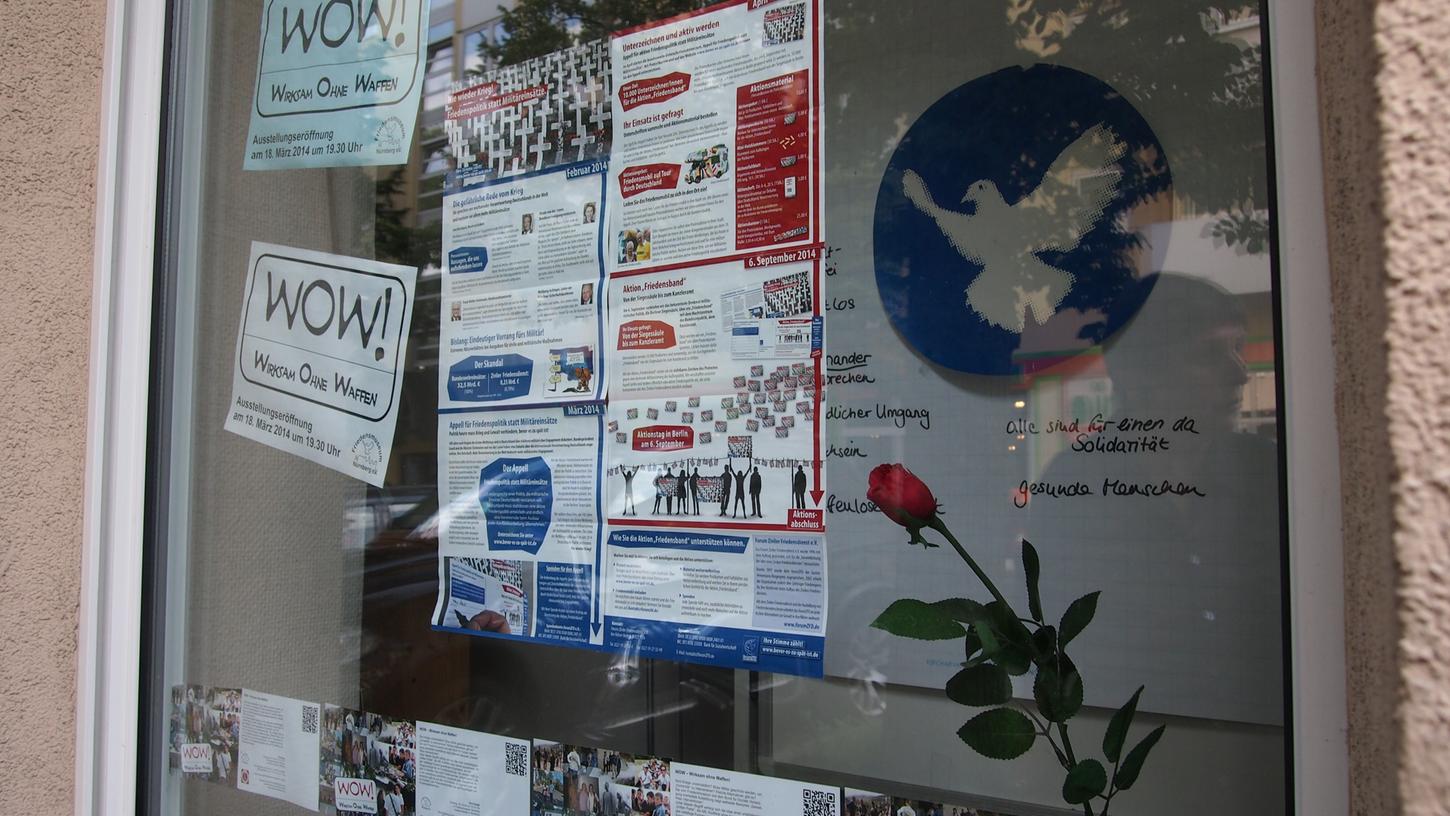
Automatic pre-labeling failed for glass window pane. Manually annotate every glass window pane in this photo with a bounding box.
[147,3,1291,815]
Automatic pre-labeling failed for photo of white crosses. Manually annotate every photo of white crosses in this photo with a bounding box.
[446,39,612,182]
[763,3,807,46]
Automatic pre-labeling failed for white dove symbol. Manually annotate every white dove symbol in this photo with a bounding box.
[901,123,1128,333]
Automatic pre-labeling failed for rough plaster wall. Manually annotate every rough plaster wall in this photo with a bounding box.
[1316,1,1400,814]
[0,0,106,814]
[1371,0,1450,811]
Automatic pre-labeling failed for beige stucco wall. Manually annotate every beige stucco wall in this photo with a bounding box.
[1364,2,1450,812]
[1319,0,1450,813]
[0,0,107,813]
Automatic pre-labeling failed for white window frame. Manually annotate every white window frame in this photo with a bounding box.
[73,0,1348,813]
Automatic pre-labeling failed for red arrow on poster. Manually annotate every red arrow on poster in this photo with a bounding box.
[811,356,824,506]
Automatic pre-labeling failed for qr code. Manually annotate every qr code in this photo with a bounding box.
[301,704,319,735]
[802,788,837,816]
[504,743,528,777]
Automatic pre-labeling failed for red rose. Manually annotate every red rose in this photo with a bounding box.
[867,464,937,528]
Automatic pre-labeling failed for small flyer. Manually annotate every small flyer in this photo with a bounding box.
[318,706,416,815]
[237,690,322,810]
[672,763,840,816]
[608,0,821,271]
[440,162,608,408]
[445,39,612,189]
[414,722,530,816]
[532,742,672,816]
[224,242,418,487]
[168,685,241,786]
[244,0,434,169]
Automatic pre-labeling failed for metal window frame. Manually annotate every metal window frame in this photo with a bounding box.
[74,0,1349,813]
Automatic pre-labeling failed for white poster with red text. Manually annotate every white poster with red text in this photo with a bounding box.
[596,0,828,678]
[607,0,822,272]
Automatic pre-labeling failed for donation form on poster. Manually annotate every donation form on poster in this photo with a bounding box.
[238,690,321,811]
[415,722,530,816]
[244,0,433,169]
[608,0,821,270]
[224,242,418,486]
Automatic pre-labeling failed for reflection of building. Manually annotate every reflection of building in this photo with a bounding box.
[395,1,516,232]
[386,3,519,488]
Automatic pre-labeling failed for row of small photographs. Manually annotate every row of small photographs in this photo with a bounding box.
[170,686,1036,816]
[844,789,1026,816]
[168,685,240,785]
[533,741,671,816]
[318,706,417,815]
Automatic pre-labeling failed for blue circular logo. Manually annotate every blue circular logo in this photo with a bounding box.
[874,64,1171,375]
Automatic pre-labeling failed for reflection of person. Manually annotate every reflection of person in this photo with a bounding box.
[621,466,638,515]
[463,610,511,635]
[521,213,534,234]
[584,202,597,223]
[1028,273,1281,716]
[792,465,807,509]
[896,804,917,816]
[580,282,595,305]
[749,467,763,517]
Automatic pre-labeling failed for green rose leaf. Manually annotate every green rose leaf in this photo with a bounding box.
[987,601,1033,648]
[963,628,983,657]
[1026,629,1061,666]
[969,611,1002,659]
[956,708,1036,760]
[1059,591,1101,648]
[932,597,986,624]
[995,643,1033,676]
[871,599,968,640]
[1031,625,1057,661]
[1022,540,1044,623]
[1033,665,1083,723]
[1103,686,1144,763]
[1113,724,1167,790]
[1062,759,1108,805]
[946,663,1012,707]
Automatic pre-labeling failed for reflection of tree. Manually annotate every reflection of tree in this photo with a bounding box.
[821,1,1268,252]
[487,0,711,66]
[371,167,440,271]
[1003,1,1268,248]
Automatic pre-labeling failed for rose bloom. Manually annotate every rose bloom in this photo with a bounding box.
[867,464,937,527]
